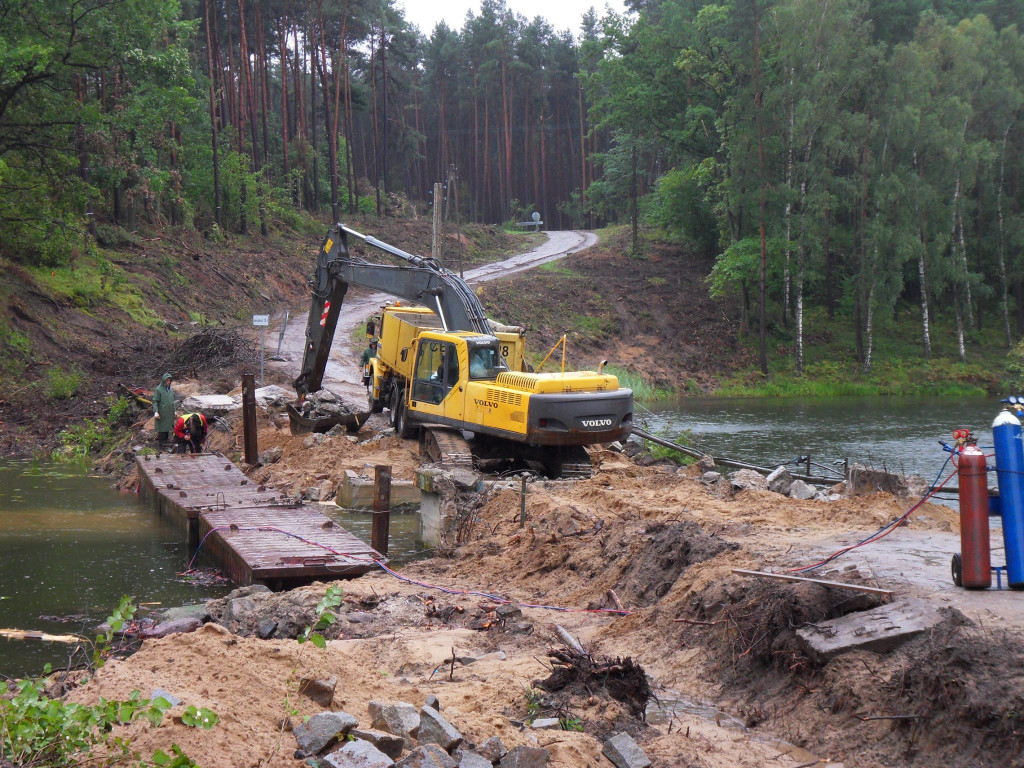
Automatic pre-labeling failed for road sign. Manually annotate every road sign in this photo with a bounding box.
[252,314,270,327]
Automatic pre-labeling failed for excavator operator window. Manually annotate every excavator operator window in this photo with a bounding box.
[469,346,507,380]
[413,341,457,405]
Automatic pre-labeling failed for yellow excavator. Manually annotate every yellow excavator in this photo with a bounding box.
[295,223,633,478]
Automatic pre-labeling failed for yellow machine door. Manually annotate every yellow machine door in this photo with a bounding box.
[409,339,465,424]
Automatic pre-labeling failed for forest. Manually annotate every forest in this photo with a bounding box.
[4,0,1024,378]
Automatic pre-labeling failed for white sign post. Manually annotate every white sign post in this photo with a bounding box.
[252,314,270,386]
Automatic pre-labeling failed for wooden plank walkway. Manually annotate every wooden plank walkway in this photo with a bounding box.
[136,453,383,589]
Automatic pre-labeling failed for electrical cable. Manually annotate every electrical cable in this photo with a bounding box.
[787,454,956,573]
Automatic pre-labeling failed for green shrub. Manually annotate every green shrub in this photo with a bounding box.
[46,366,83,399]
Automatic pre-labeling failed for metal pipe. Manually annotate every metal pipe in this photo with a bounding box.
[631,426,837,485]
[434,295,449,331]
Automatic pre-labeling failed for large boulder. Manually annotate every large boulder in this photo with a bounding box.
[728,469,768,492]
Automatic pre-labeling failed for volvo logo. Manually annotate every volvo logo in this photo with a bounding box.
[581,418,613,428]
[474,399,499,408]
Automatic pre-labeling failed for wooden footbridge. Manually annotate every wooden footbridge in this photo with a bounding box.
[137,452,383,589]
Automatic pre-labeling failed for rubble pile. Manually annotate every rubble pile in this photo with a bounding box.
[301,389,357,419]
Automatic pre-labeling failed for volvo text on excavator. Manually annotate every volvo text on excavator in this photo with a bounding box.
[294,223,633,478]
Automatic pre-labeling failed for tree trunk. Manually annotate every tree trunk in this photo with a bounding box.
[205,0,222,227]
[918,243,931,359]
[998,120,1013,347]
[783,67,794,327]
[753,0,768,376]
[630,143,638,252]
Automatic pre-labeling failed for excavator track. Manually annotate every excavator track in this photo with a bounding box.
[555,445,594,479]
[422,427,475,469]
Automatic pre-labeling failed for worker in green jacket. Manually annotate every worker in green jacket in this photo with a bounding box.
[152,373,175,448]
[360,339,378,391]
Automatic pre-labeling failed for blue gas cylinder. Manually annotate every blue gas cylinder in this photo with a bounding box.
[992,408,1024,588]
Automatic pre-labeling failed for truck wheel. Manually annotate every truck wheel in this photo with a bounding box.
[388,388,400,428]
[395,396,418,440]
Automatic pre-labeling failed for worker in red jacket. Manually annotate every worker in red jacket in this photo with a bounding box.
[173,412,208,454]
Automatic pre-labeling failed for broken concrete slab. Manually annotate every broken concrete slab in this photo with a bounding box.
[796,598,944,661]
[530,718,560,730]
[180,394,240,416]
[766,465,793,495]
[254,385,292,408]
[789,479,816,500]
[728,469,768,492]
[293,711,359,756]
[324,739,395,768]
[417,706,463,752]
[351,728,405,759]
[602,733,651,768]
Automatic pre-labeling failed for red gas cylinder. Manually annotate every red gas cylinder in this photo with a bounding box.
[957,441,992,589]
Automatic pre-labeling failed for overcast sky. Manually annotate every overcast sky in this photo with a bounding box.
[398,0,630,37]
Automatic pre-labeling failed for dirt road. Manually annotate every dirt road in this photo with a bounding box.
[266,230,597,401]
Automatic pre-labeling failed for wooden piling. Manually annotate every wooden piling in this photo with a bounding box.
[372,464,391,556]
[242,373,258,465]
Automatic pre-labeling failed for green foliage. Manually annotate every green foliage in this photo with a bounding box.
[560,715,584,731]
[648,430,697,466]
[45,366,83,399]
[298,585,344,649]
[55,396,137,461]
[0,598,210,768]
[180,706,219,729]
[603,365,670,401]
[522,686,544,721]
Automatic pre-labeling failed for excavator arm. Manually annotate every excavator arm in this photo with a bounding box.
[294,223,493,398]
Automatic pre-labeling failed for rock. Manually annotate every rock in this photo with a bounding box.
[700,471,719,484]
[477,737,507,763]
[158,603,211,623]
[424,695,441,711]
[602,733,651,768]
[224,584,271,599]
[150,688,181,707]
[828,493,842,501]
[306,486,322,502]
[829,481,847,496]
[728,469,769,492]
[346,611,375,624]
[530,718,560,730]
[497,747,549,768]
[495,604,522,621]
[259,446,283,465]
[457,753,492,768]
[417,706,463,752]
[765,465,793,495]
[371,702,420,746]
[181,394,240,416]
[509,621,533,634]
[846,463,914,497]
[299,675,338,707]
[293,711,359,756]
[796,598,945,661]
[225,596,258,623]
[141,617,201,639]
[367,701,385,721]
[697,454,715,471]
[789,479,816,500]
[254,385,292,408]
[351,728,405,759]
[324,740,395,768]
[327,424,347,437]
[607,441,623,452]
[304,433,326,448]
[257,620,277,639]
[395,745,456,768]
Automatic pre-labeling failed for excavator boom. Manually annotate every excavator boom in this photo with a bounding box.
[294,223,492,397]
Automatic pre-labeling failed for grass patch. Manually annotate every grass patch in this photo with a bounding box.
[538,261,580,278]
[649,429,697,466]
[27,253,162,328]
[45,365,83,399]
[604,365,672,401]
[53,395,135,461]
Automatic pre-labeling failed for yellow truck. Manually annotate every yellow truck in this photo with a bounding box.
[296,224,633,477]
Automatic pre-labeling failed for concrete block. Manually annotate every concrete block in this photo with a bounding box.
[789,479,816,500]
[728,469,768,492]
[602,733,651,768]
[766,466,793,495]
[796,598,944,661]
[324,740,395,767]
[338,471,421,509]
[417,706,463,752]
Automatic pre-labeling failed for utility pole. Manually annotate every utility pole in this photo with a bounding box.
[431,181,443,261]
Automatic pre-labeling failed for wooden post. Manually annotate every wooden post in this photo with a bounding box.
[519,475,527,528]
[806,454,812,477]
[372,464,391,556]
[242,373,258,465]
